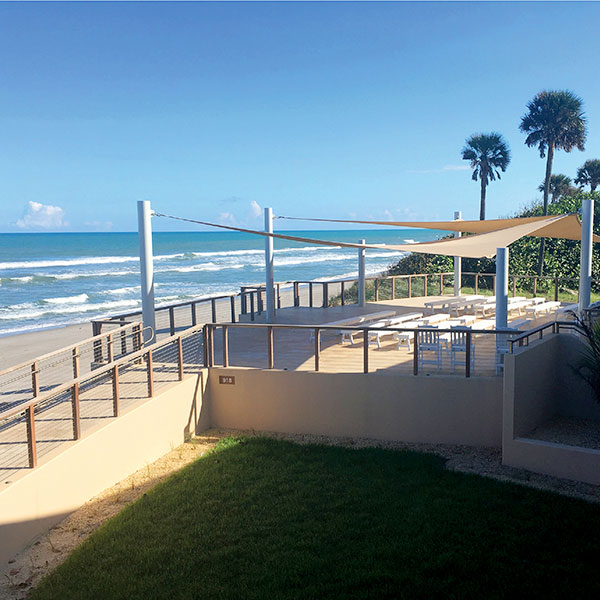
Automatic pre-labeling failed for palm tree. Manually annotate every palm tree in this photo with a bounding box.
[519,90,586,275]
[537,174,574,202]
[575,159,600,192]
[461,133,511,220]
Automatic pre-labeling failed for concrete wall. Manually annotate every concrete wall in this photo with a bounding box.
[0,372,207,564]
[207,368,503,447]
[503,333,600,485]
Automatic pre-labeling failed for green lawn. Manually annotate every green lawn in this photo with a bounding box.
[32,437,600,599]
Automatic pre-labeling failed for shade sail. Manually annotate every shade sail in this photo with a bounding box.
[278,214,600,242]
[154,212,594,259]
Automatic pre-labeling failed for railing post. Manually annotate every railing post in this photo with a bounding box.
[169,306,175,336]
[277,283,281,309]
[408,276,412,298]
[191,302,197,326]
[112,364,120,416]
[241,288,247,314]
[72,347,80,378]
[92,322,103,363]
[554,277,559,302]
[230,296,236,323]
[107,333,114,363]
[203,326,209,368]
[475,274,479,295]
[465,332,471,378]
[533,277,538,297]
[413,332,419,375]
[177,337,184,381]
[512,276,517,298]
[222,325,229,367]
[31,361,39,397]
[314,328,320,372]
[440,273,444,295]
[250,292,255,322]
[294,282,300,307]
[341,280,345,306]
[133,324,142,353]
[211,298,217,323]
[258,290,264,314]
[392,276,396,300]
[208,325,214,367]
[424,275,428,297]
[309,282,313,308]
[375,279,379,302]
[363,329,369,374]
[120,317,127,354]
[322,282,329,308]
[147,349,154,397]
[26,406,37,468]
[72,382,81,440]
[267,326,274,369]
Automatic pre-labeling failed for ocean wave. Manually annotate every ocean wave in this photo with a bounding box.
[0,256,140,270]
[403,239,418,244]
[100,286,141,296]
[44,293,89,305]
[0,298,140,321]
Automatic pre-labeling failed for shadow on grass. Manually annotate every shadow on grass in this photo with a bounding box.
[31,437,600,599]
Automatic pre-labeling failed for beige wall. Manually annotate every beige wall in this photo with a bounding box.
[503,333,600,485]
[0,372,207,564]
[207,368,503,447]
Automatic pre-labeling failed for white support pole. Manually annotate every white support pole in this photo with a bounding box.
[264,207,275,323]
[137,200,156,344]
[453,211,462,297]
[579,198,594,313]
[358,239,366,308]
[495,247,509,330]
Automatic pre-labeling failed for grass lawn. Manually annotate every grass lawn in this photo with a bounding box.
[31,437,600,599]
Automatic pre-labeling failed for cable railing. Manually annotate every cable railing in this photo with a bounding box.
[0,324,204,479]
[0,321,146,414]
[202,321,528,379]
[508,320,582,351]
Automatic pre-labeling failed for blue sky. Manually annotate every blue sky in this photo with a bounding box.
[1,1,600,232]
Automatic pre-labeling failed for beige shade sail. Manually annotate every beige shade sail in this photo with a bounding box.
[153,212,592,259]
[278,213,600,242]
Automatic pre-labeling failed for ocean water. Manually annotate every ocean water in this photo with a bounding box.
[0,229,441,336]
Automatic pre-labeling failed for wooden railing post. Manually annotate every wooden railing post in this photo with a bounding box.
[475,274,479,295]
[314,328,320,372]
[203,326,209,368]
[177,337,184,381]
[258,290,264,314]
[309,282,313,308]
[392,276,396,300]
[169,307,175,336]
[191,302,197,327]
[294,282,300,307]
[408,275,412,298]
[72,347,80,378]
[322,283,329,308]
[533,277,538,297]
[26,406,37,468]
[424,275,428,297]
[31,361,39,397]
[465,332,472,378]
[107,333,114,363]
[112,365,120,416]
[440,273,444,295]
[363,329,369,374]
[147,349,154,397]
[341,280,345,306]
[250,292,255,322]
[72,382,81,440]
[267,326,274,369]
[230,296,236,323]
[554,277,559,302]
[211,298,217,323]
[512,276,517,297]
[375,279,379,302]
[413,332,419,375]
[222,325,229,367]
[241,289,247,314]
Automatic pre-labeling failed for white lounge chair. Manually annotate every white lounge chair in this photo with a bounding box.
[525,301,561,318]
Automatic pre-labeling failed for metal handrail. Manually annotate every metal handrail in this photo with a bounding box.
[508,320,582,351]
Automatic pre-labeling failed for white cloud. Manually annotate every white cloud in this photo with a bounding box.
[219,212,236,225]
[442,165,470,172]
[16,201,67,229]
[249,200,262,219]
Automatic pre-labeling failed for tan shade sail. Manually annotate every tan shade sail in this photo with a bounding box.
[278,214,600,242]
[154,212,593,259]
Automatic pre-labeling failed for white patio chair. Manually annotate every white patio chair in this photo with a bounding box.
[417,327,445,371]
[449,326,476,373]
[495,328,517,374]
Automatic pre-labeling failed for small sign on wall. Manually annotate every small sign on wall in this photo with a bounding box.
[219,375,236,385]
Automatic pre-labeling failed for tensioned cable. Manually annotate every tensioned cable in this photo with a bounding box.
[152,211,389,250]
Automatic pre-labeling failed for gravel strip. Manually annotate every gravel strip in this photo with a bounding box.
[527,416,600,450]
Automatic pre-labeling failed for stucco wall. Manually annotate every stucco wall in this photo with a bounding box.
[207,368,503,447]
[0,372,206,564]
